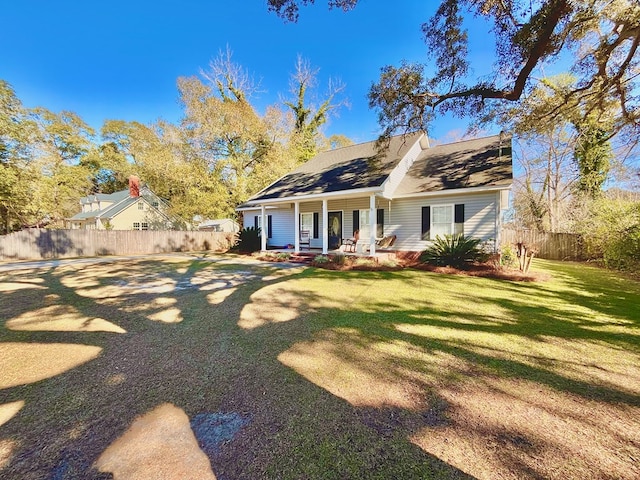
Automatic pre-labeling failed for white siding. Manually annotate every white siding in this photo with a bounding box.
[299,202,322,248]
[390,192,498,251]
[327,198,391,239]
[271,209,295,246]
[243,198,393,248]
[243,208,295,247]
[241,191,499,252]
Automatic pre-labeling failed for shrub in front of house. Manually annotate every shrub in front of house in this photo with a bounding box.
[354,257,377,267]
[331,253,347,265]
[420,234,488,269]
[238,226,261,253]
[313,255,330,264]
[500,243,518,268]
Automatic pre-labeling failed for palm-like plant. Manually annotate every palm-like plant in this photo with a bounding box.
[420,234,487,269]
[238,226,261,253]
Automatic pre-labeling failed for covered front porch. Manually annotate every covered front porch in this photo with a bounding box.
[245,191,392,256]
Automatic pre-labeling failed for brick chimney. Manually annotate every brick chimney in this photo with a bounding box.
[129,176,140,198]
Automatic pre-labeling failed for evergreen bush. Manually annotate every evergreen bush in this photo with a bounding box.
[238,226,261,253]
[420,234,488,269]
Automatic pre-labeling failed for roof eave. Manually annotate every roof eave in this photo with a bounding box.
[237,186,383,209]
[391,183,512,199]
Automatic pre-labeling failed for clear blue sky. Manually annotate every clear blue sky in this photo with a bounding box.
[1,0,498,145]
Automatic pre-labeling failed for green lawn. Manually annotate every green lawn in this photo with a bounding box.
[0,255,638,479]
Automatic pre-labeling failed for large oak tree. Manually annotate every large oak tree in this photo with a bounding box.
[268,0,640,141]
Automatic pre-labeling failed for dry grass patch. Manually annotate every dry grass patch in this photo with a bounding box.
[0,343,102,389]
[96,403,216,480]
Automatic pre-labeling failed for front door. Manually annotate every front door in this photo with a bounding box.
[328,211,342,249]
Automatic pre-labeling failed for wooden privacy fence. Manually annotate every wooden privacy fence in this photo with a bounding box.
[501,228,583,261]
[0,229,236,261]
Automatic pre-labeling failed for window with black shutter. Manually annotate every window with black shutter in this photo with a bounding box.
[376,208,384,238]
[421,206,431,240]
[454,204,464,235]
[313,212,319,238]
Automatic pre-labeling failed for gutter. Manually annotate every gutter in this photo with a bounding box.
[238,186,383,208]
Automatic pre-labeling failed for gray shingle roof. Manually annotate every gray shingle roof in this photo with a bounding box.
[245,131,423,203]
[79,190,130,205]
[393,135,512,196]
[98,197,137,218]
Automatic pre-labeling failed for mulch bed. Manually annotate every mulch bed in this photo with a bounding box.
[247,249,549,281]
[301,251,550,281]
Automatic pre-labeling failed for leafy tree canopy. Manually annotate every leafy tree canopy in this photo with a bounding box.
[268,0,640,142]
[267,0,358,22]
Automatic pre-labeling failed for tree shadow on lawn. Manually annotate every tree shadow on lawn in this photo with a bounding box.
[280,268,640,478]
[0,258,639,479]
[291,267,640,410]
[0,259,473,480]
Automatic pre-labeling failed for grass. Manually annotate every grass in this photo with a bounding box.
[0,255,639,479]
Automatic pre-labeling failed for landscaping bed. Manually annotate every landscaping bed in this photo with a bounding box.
[253,250,548,281]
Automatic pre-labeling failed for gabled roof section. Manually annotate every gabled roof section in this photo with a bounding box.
[98,196,138,218]
[245,131,423,203]
[393,135,512,196]
[80,190,130,205]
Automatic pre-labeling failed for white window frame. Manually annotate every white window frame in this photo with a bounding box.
[300,212,313,235]
[141,222,149,230]
[431,204,454,239]
[133,222,141,230]
[359,209,371,239]
[138,201,144,210]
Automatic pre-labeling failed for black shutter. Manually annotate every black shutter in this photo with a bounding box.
[376,208,384,238]
[421,206,431,240]
[254,215,258,229]
[454,204,464,235]
[352,210,359,235]
[267,215,273,238]
[313,212,319,238]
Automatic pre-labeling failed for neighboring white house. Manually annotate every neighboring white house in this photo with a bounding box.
[197,218,240,233]
[236,132,512,254]
[67,177,180,230]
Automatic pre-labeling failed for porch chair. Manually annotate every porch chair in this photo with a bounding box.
[300,230,311,250]
[342,230,359,253]
[375,234,397,249]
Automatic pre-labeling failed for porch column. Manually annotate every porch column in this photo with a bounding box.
[294,201,300,253]
[369,194,376,256]
[261,205,267,251]
[322,199,328,254]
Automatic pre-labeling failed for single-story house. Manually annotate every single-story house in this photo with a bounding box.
[197,218,240,233]
[67,177,180,230]
[237,131,512,255]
